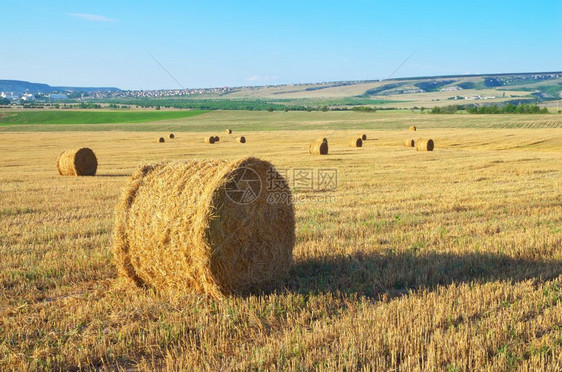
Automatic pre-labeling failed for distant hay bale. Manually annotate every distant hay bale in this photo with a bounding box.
[309,140,328,155]
[214,136,220,142]
[409,125,417,131]
[204,136,215,144]
[237,136,246,143]
[360,134,367,140]
[416,138,434,151]
[348,138,363,148]
[169,133,175,139]
[404,139,415,147]
[157,137,165,143]
[317,137,328,143]
[225,129,232,134]
[113,157,295,296]
[56,148,97,176]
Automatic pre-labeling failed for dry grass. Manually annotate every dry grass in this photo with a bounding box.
[4,110,562,133]
[0,127,561,370]
[56,147,98,176]
[113,158,295,297]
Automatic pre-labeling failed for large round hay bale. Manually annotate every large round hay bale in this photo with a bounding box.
[309,141,328,155]
[237,136,246,143]
[56,148,97,176]
[409,125,416,131]
[204,136,215,144]
[404,139,415,147]
[225,129,232,134]
[360,134,367,140]
[416,138,434,151]
[348,138,363,147]
[157,137,165,143]
[113,157,295,296]
[214,136,220,142]
[169,133,175,139]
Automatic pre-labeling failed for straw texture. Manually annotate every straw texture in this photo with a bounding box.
[404,139,415,147]
[309,141,328,155]
[416,138,434,151]
[56,148,97,176]
[348,138,363,147]
[113,157,295,297]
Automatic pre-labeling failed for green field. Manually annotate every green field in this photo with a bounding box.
[0,110,206,125]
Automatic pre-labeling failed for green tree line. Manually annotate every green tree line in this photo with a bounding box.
[430,103,549,114]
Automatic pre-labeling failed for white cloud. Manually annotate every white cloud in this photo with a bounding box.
[69,13,116,22]
[247,75,279,82]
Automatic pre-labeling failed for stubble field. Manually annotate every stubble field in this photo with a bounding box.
[0,111,561,370]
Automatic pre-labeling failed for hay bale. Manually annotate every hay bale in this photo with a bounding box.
[56,148,97,176]
[157,137,165,143]
[225,129,232,134]
[204,136,216,144]
[309,141,328,155]
[237,136,246,143]
[360,134,367,140]
[404,139,415,147]
[409,125,416,131]
[416,138,434,151]
[169,133,175,139]
[214,136,220,142]
[317,137,328,143]
[113,157,295,296]
[348,138,363,148]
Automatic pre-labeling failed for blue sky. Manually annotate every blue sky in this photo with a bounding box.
[2,1,561,90]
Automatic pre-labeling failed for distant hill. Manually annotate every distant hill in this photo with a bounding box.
[217,71,562,108]
[3,71,562,110]
[0,80,120,94]
[0,80,55,94]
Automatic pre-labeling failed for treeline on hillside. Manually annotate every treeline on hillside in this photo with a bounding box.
[96,98,399,112]
[430,103,549,114]
[106,99,309,111]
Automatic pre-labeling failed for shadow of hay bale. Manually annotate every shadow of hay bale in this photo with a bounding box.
[281,251,562,299]
[96,174,131,178]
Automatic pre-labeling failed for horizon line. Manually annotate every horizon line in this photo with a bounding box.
[2,69,562,92]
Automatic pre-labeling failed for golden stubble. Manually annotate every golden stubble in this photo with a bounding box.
[0,126,561,370]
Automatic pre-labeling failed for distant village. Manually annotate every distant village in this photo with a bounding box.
[0,86,235,103]
[1,91,69,103]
